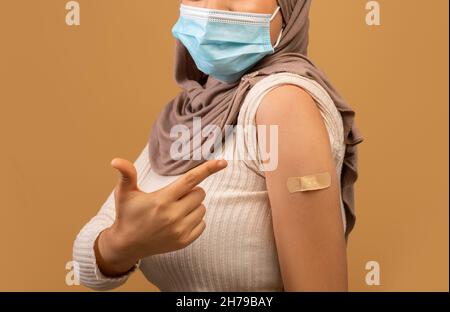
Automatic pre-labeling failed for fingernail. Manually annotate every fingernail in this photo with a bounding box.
[217,160,228,167]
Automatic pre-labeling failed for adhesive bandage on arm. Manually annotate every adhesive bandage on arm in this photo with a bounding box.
[286,172,332,193]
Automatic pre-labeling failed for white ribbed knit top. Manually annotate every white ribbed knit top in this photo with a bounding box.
[73,73,347,292]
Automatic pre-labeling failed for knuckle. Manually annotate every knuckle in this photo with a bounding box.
[183,172,197,188]
[178,235,191,248]
[171,226,184,238]
[160,212,175,226]
[199,221,206,235]
[198,204,206,215]
[151,196,167,210]
[196,187,206,199]
[178,222,206,248]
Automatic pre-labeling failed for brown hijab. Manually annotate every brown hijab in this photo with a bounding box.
[149,0,364,238]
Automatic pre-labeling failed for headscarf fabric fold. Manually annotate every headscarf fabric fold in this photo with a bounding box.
[149,0,364,238]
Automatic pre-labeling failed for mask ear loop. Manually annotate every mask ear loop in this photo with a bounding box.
[270,6,283,49]
[270,6,281,22]
[273,28,283,49]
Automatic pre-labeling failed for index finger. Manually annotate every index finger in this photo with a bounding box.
[161,159,228,201]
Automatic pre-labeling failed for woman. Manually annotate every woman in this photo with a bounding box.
[73,0,363,292]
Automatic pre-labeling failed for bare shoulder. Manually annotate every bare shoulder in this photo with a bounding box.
[255,84,334,170]
[256,84,327,139]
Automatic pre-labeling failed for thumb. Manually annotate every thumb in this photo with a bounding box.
[111,158,138,195]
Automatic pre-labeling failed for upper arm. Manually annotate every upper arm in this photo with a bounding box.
[256,85,348,291]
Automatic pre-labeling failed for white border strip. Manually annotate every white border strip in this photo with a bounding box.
[180,4,271,25]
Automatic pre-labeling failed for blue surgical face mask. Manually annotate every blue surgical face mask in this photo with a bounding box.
[172,4,283,83]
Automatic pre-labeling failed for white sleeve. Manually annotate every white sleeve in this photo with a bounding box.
[72,144,151,291]
[238,73,346,175]
[237,73,347,232]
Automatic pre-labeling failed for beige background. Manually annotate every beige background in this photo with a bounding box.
[0,0,448,292]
